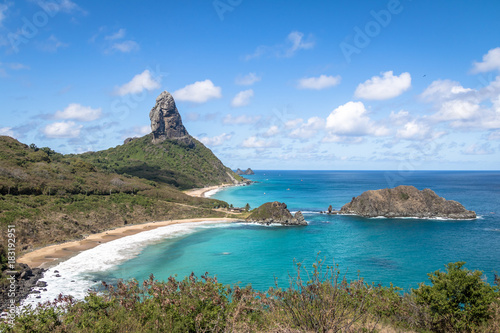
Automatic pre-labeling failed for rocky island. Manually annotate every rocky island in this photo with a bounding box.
[246,202,307,226]
[339,185,476,219]
[236,168,255,175]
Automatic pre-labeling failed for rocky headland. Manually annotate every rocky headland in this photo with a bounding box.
[0,264,46,311]
[339,185,476,219]
[246,201,307,226]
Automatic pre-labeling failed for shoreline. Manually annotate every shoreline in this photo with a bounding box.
[18,218,241,269]
[183,183,233,198]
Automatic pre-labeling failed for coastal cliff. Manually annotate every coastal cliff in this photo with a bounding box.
[246,202,307,225]
[339,185,476,219]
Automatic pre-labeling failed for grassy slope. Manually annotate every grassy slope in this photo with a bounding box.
[0,136,238,251]
[78,134,243,190]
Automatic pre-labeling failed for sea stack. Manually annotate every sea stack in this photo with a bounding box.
[246,201,308,226]
[339,185,476,219]
[149,91,194,147]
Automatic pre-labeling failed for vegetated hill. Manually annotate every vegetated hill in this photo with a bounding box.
[0,136,232,251]
[78,134,243,190]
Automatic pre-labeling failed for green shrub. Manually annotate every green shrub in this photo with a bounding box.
[412,261,499,332]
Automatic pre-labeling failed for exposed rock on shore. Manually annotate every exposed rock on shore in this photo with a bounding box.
[339,185,476,219]
[246,202,308,226]
[150,91,194,147]
[0,263,46,311]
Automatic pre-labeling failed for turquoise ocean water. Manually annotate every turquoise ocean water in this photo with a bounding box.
[94,171,500,292]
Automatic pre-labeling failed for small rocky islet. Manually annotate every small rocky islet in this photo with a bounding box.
[337,185,476,219]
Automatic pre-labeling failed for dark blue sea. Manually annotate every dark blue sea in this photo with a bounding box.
[25,171,500,305]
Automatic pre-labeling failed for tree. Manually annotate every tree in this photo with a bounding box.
[412,261,499,331]
[244,203,250,212]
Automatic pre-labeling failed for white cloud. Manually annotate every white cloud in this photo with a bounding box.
[263,125,280,137]
[105,29,126,40]
[235,73,261,85]
[420,79,474,102]
[284,118,303,129]
[471,47,500,73]
[222,114,260,125]
[297,75,341,90]
[289,117,325,139]
[241,136,277,148]
[173,80,222,103]
[0,127,14,137]
[115,70,161,96]
[123,125,150,139]
[110,40,139,53]
[354,71,411,100]
[285,31,315,57]
[38,35,68,52]
[326,101,388,136]
[396,120,430,140]
[54,103,102,121]
[231,89,254,107]
[434,100,480,122]
[245,31,314,60]
[34,0,85,15]
[42,121,82,138]
[462,143,494,155]
[198,133,232,147]
[389,110,411,126]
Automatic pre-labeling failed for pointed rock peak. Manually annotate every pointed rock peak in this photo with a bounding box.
[150,91,194,147]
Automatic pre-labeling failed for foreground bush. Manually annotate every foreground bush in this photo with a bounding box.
[1,261,499,332]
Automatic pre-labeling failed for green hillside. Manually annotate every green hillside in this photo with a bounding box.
[78,134,243,190]
[0,136,236,251]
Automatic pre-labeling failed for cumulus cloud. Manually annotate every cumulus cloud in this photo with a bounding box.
[262,125,280,137]
[354,71,411,100]
[42,121,82,138]
[284,118,303,129]
[231,89,254,107]
[471,47,500,73]
[123,125,150,138]
[198,133,232,147]
[241,136,277,148]
[223,114,261,125]
[325,101,388,136]
[396,120,431,140]
[289,117,325,139]
[173,80,222,103]
[420,79,474,102]
[245,31,314,60]
[115,70,161,96]
[235,73,261,85]
[434,100,480,122]
[297,75,341,90]
[54,103,102,121]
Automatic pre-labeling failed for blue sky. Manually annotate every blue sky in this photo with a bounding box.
[1,0,500,170]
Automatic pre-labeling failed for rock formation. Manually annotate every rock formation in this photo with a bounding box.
[236,168,255,175]
[149,91,194,147]
[339,185,476,219]
[0,263,46,311]
[246,201,308,226]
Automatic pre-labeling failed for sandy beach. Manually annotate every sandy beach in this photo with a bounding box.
[18,218,240,269]
[183,184,233,198]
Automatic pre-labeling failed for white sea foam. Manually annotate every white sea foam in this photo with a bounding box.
[22,221,231,308]
[204,188,221,197]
